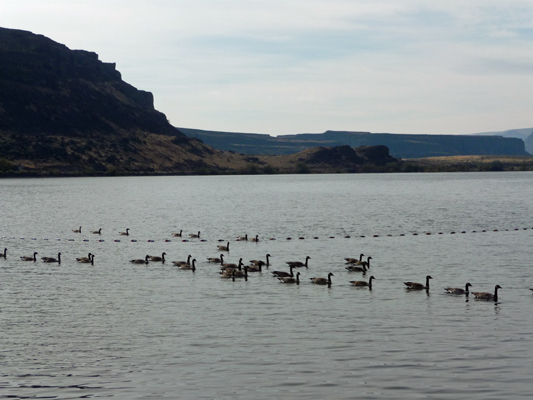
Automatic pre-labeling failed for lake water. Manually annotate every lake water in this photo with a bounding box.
[1,172,533,399]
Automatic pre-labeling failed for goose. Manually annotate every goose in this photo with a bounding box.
[42,252,61,263]
[172,255,192,266]
[345,253,364,264]
[286,256,311,269]
[350,276,375,288]
[221,257,243,271]
[148,252,166,262]
[1,248,7,258]
[472,285,501,301]
[247,263,262,272]
[250,254,271,267]
[250,235,259,242]
[172,230,183,237]
[179,259,196,271]
[346,261,368,273]
[352,256,372,267]
[310,272,334,286]
[445,283,472,295]
[91,228,102,234]
[207,254,224,263]
[279,272,300,284]
[72,226,82,233]
[217,242,230,251]
[237,234,248,241]
[271,265,294,278]
[119,228,130,236]
[404,275,432,290]
[231,266,249,281]
[130,255,149,264]
[189,231,201,238]
[20,252,38,262]
[76,253,93,263]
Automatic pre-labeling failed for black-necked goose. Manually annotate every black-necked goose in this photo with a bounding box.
[237,234,248,241]
[76,253,93,263]
[172,230,183,237]
[172,255,192,266]
[207,254,223,263]
[346,261,368,273]
[250,235,259,242]
[404,275,432,290]
[278,272,300,284]
[350,276,375,288]
[21,252,38,262]
[217,242,230,251]
[130,255,149,264]
[445,283,472,295]
[179,259,196,271]
[344,253,364,264]
[72,226,82,233]
[250,254,271,267]
[91,228,102,234]
[472,285,501,301]
[120,228,130,236]
[272,265,294,278]
[189,231,201,238]
[310,272,334,287]
[42,252,61,263]
[286,256,311,269]
[149,252,166,262]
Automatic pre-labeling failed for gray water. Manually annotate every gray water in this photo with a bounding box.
[1,172,533,399]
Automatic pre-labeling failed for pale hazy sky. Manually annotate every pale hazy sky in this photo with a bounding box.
[3,1,533,135]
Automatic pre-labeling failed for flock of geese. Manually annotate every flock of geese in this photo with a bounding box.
[3,226,530,302]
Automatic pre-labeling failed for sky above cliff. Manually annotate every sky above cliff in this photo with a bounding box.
[3,0,533,135]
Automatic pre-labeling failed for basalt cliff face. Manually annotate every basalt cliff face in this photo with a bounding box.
[0,27,401,176]
[0,27,259,175]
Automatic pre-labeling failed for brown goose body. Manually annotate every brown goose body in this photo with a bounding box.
[346,261,368,273]
[310,272,334,286]
[42,252,61,263]
[279,272,300,284]
[445,283,472,295]
[172,230,183,237]
[287,256,311,269]
[180,259,196,271]
[250,254,271,267]
[76,253,93,263]
[149,252,166,262]
[272,265,294,278]
[1,248,6,258]
[404,275,432,290]
[207,254,223,263]
[21,251,38,262]
[91,228,102,234]
[472,285,501,301]
[173,255,192,266]
[350,275,375,288]
[131,255,149,264]
[120,228,130,236]
[221,258,243,271]
[189,231,201,238]
[250,235,259,242]
[345,253,365,264]
[72,226,82,233]
[217,242,230,251]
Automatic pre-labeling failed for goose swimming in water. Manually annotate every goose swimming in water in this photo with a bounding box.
[76,253,93,263]
[344,253,364,264]
[472,285,501,301]
[72,226,82,233]
[42,252,61,263]
[1,248,6,259]
[91,228,102,234]
[404,275,432,290]
[271,265,294,278]
[247,263,262,272]
[130,255,149,264]
[286,256,311,269]
[250,254,271,267]
[179,259,196,271]
[221,257,243,271]
[207,254,224,263]
[172,230,183,237]
[119,228,130,236]
[445,283,472,295]
[278,272,300,284]
[172,255,192,266]
[237,234,248,241]
[345,261,368,273]
[350,275,375,288]
[217,242,230,251]
[20,252,38,262]
[189,231,201,238]
[310,272,334,287]
[250,235,259,242]
[148,252,166,262]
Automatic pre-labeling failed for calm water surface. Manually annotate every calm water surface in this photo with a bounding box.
[1,172,533,399]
